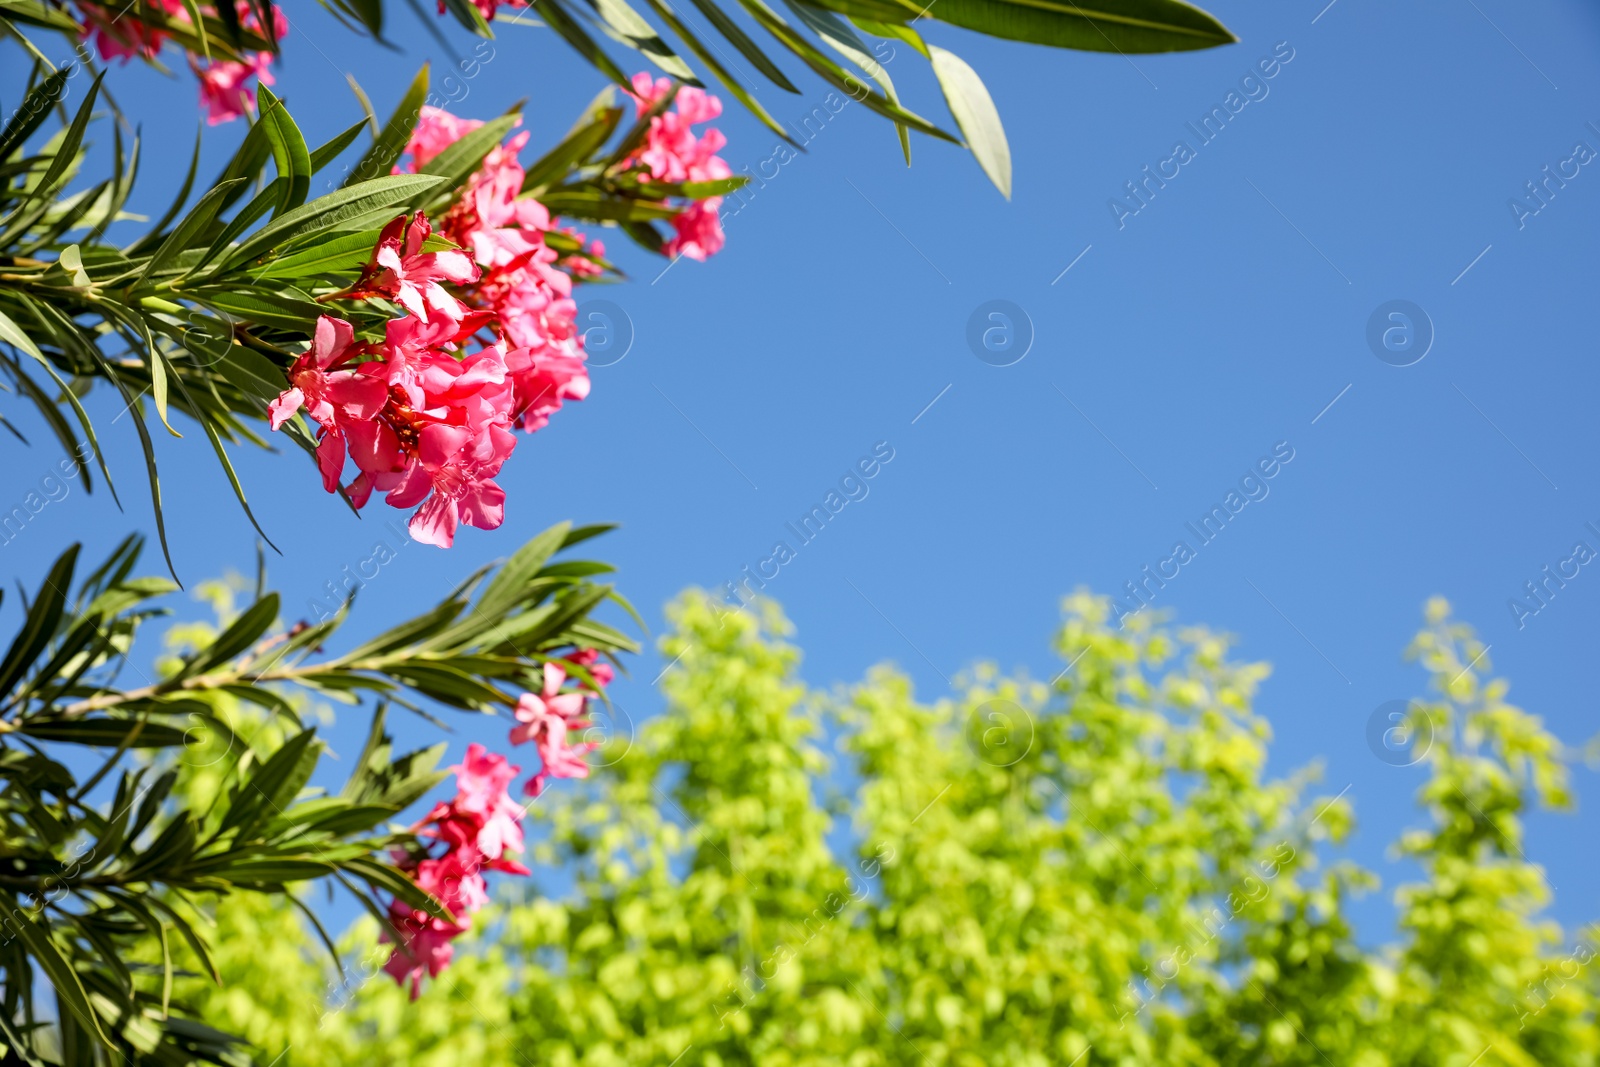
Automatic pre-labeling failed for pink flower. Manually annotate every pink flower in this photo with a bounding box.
[663,198,725,262]
[382,906,467,1000]
[194,55,271,125]
[190,5,285,125]
[268,315,385,431]
[382,423,515,548]
[401,106,486,171]
[364,214,479,324]
[564,647,615,690]
[511,663,598,796]
[559,230,607,278]
[381,738,535,997]
[439,0,529,20]
[448,743,526,860]
[624,74,731,186]
[79,0,185,62]
[411,849,490,917]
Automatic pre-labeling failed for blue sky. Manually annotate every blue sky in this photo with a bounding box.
[4,0,1599,942]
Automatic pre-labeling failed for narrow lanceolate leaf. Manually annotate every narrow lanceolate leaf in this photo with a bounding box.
[255,88,313,216]
[0,305,48,364]
[192,286,325,331]
[18,718,189,748]
[541,0,631,86]
[7,909,109,1045]
[1,297,119,504]
[216,174,446,272]
[162,372,282,552]
[927,45,1011,197]
[247,228,381,280]
[588,0,701,83]
[521,104,624,194]
[852,16,932,47]
[309,119,373,174]
[732,0,957,143]
[537,189,678,222]
[928,0,1236,53]
[686,0,801,92]
[0,66,71,164]
[185,593,279,675]
[440,0,494,34]
[783,2,908,160]
[0,544,79,696]
[133,178,248,284]
[342,856,457,923]
[343,64,430,190]
[642,0,797,142]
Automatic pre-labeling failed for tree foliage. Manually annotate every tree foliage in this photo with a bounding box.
[145,591,1600,1065]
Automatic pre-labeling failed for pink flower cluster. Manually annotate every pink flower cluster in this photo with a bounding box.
[382,743,529,998]
[77,1,285,124]
[382,650,612,996]
[266,214,517,550]
[624,73,731,261]
[269,88,726,545]
[417,110,595,433]
[441,0,528,17]
[511,651,614,797]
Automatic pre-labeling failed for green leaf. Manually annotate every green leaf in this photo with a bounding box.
[440,0,494,34]
[216,174,446,272]
[193,286,325,331]
[2,295,120,508]
[208,343,290,406]
[541,0,631,85]
[588,0,701,82]
[18,718,188,748]
[342,856,457,923]
[732,0,956,143]
[477,523,572,617]
[784,1,909,160]
[687,0,801,92]
[521,102,624,194]
[247,227,380,279]
[221,728,321,841]
[220,859,336,882]
[851,16,929,56]
[6,907,109,1045]
[185,592,280,676]
[139,894,220,985]
[210,104,278,215]
[14,69,95,205]
[0,66,70,164]
[929,0,1236,53]
[0,544,78,697]
[538,189,679,222]
[0,303,47,364]
[309,118,371,174]
[927,45,1011,197]
[641,0,797,143]
[133,178,248,285]
[255,87,313,216]
[343,64,430,190]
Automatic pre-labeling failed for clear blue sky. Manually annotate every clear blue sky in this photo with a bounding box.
[5,0,1599,942]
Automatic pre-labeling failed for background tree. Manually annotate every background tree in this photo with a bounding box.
[153,591,1600,1065]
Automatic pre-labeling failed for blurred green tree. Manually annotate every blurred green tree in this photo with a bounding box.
[167,593,1600,1066]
